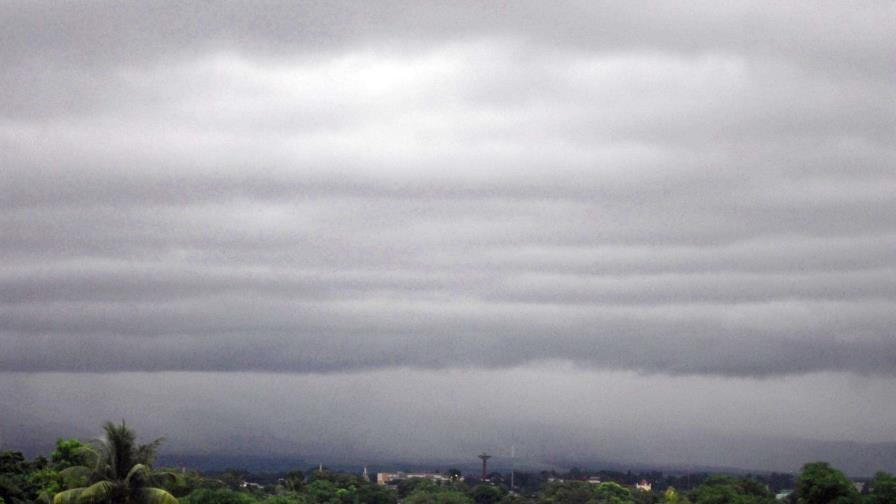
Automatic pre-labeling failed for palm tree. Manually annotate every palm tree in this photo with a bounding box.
[53,420,178,504]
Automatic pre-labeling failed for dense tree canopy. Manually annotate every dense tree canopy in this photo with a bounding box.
[687,476,774,504]
[403,489,472,504]
[6,424,896,504]
[795,462,860,504]
[867,472,896,504]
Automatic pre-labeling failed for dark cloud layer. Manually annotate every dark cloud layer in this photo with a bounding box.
[2,1,895,380]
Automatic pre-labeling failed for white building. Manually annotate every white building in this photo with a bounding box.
[377,472,452,486]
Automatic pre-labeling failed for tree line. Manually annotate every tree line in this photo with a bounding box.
[2,421,895,504]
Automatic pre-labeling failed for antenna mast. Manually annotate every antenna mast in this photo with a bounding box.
[510,445,515,491]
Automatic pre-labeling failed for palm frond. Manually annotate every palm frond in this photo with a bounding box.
[125,464,150,488]
[104,420,137,478]
[135,437,165,466]
[80,480,115,503]
[134,488,179,504]
[58,466,92,489]
[148,470,180,489]
[89,438,111,479]
[103,420,137,480]
[73,445,101,471]
[52,488,83,504]
[36,490,53,504]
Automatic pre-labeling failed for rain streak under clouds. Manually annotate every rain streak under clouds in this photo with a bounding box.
[2,1,896,471]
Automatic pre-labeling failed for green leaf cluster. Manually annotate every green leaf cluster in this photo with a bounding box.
[687,476,774,504]
[539,480,634,504]
[794,462,860,504]
[867,471,896,504]
[52,421,179,504]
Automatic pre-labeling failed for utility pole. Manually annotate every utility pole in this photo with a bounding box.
[510,445,515,492]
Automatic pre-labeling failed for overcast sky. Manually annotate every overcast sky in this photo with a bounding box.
[2,1,895,473]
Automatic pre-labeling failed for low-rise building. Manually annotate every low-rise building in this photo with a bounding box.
[239,481,264,491]
[377,472,452,486]
[775,490,793,500]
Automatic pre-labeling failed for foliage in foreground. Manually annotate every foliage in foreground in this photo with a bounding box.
[52,421,178,504]
[4,423,896,504]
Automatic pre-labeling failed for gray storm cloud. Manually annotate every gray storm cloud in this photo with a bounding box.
[1,1,895,380]
[4,368,896,474]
